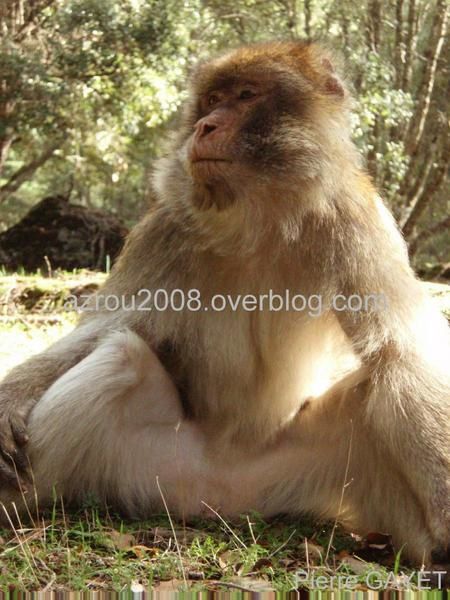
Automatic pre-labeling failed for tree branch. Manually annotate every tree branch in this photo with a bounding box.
[399,119,444,215]
[304,0,311,41]
[401,151,449,239]
[408,216,450,256]
[0,135,16,178]
[13,0,56,42]
[0,140,62,203]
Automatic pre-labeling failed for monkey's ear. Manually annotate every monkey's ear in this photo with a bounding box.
[321,58,345,98]
[325,75,345,97]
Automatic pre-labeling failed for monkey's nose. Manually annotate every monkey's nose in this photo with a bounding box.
[197,122,217,138]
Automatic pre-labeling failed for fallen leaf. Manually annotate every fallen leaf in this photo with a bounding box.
[144,526,205,545]
[340,555,370,576]
[218,549,241,570]
[108,530,136,551]
[152,579,190,592]
[252,557,273,571]
[128,545,155,559]
[187,571,205,580]
[228,576,274,592]
[298,541,324,563]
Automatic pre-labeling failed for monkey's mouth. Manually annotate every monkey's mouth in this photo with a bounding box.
[190,158,234,180]
[191,158,233,164]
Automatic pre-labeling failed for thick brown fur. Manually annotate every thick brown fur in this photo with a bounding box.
[0,41,448,564]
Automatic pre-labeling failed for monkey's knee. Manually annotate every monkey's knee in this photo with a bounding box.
[106,329,183,425]
[18,329,183,503]
[31,328,182,427]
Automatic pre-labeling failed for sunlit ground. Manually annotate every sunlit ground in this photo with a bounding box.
[0,270,104,379]
[0,318,75,379]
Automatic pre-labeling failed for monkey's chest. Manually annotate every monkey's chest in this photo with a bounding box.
[156,307,349,438]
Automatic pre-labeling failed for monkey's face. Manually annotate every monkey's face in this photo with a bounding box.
[176,42,349,210]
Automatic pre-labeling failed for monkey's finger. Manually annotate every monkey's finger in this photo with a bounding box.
[0,444,32,484]
[0,431,31,479]
[4,446,30,474]
[9,415,29,447]
[0,459,27,491]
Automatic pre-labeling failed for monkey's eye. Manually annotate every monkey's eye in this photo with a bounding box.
[208,94,220,106]
[238,89,257,100]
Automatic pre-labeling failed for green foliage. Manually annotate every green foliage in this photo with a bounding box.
[0,0,182,225]
[0,0,448,262]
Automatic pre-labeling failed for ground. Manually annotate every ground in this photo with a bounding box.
[0,271,449,592]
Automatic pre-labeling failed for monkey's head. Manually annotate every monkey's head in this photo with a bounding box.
[156,41,354,211]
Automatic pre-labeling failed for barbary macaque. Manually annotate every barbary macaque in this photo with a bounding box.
[0,41,448,564]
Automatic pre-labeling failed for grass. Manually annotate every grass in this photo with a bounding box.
[0,271,449,592]
[0,503,411,593]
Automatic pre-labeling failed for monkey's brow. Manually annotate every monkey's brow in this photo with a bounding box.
[200,73,264,94]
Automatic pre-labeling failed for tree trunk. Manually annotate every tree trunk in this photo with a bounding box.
[401,0,417,90]
[0,136,15,178]
[404,1,448,156]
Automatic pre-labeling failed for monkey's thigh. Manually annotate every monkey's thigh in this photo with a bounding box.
[4,329,184,514]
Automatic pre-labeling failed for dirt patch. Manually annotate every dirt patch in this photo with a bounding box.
[0,196,128,272]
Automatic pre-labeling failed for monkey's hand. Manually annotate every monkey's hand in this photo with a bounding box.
[0,397,32,489]
[0,321,103,489]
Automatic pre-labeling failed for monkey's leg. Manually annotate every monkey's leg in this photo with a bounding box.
[0,329,219,519]
[1,329,317,522]
[242,382,438,564]
[335,295,450,559]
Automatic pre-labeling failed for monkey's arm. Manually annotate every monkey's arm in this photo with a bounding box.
[335,198,450,551]
[0,208,180,488]
[0,318,105,486]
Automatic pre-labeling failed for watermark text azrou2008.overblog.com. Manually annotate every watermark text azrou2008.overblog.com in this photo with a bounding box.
[64,288,388,318]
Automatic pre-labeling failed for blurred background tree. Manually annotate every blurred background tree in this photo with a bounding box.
[0,0,448,268]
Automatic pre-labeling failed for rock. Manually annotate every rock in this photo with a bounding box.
[0,195,128,272]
